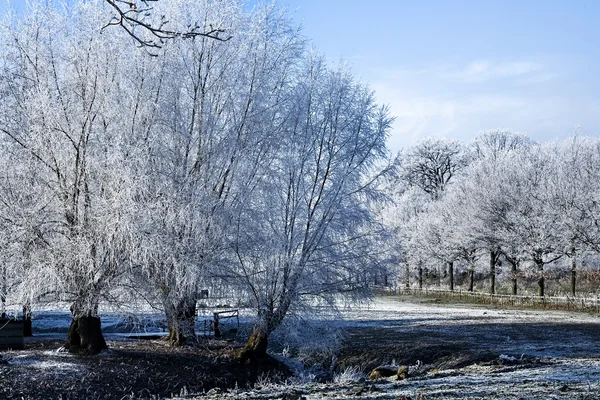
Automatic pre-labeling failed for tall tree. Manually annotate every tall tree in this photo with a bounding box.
[231,55,391,361]
[548,136,600,296]
[460,131,532,294]
[495,145,563,296]
[0,2,136,353]
[130,1,306,346]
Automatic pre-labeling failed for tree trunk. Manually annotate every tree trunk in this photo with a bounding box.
[23,304,32,337]
[404,263,410,289]
[165,297,197,346]
[65,298,106,355]
[1,264,6,318]
[489,250,496,295]
[536,259,544,297]
[570,248,576,297]
[213,312,222,338]
[418,263,423,289]
[507,258,518,296]
[238,327,269,363]
[447,261,454,291]
[468,267,474,292]
[64,316,107,355]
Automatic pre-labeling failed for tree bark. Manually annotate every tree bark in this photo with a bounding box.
[65,298,106,355]
[238,327,269,363]
[447,261,454,291]
[570,248,577,297]
[507,258,518,296]
[65,316,107,355]
[1,264,6,317]
[23,304,32,337]
[489,250,496,295]
[536,258,544,297]
[418,263,423,289]
[467,267,474,292]
[165,297,197,346]
[404,263,410,289]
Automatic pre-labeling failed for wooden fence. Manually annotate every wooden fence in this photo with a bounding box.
[394,288,600,313]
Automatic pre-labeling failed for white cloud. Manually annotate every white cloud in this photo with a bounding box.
[446,60,545,83]
[365,58,600,154]
[380,94,531,153]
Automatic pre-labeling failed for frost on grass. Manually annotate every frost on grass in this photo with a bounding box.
[0,298,599,399]
[5,351,85,379]
[184,297,600,399]
[333,366,364,383]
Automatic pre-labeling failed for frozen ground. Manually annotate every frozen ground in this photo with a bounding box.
[338,296,600,360]
[1,296,600,399]
[192,296,600,399]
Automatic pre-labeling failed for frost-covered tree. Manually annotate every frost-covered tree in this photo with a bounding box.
[381,183,429,289]
[436,183,483,292]
[548,136,600,295]
[128,1,306,346]
[400,138,468,200]
[493,145,564,296]
[0,2,137,353]
[391,131,600,297]
[466,131,533,294]
[471,130,531,161]
[229,55,392,361]
[410,197,462,291]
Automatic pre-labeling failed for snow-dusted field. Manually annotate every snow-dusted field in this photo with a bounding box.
[192,296,600,399]
[2,297,600,399]
[340,297,600,359]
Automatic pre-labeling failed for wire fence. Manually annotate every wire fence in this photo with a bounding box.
[392,287,600,313]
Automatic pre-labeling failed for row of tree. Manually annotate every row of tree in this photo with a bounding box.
[386,131,600,297]
[0,0,391,357]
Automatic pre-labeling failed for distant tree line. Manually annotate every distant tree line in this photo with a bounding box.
[384,131,600,298]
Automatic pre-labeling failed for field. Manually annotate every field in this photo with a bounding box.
[1,297,599,399]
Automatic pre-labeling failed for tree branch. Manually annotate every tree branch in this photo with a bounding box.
[103,0,231,50]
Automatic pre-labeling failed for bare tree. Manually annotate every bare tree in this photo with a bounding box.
[401,138,468,200]
[471,129,532,161]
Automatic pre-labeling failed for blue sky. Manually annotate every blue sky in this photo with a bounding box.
[2,1,600,153]
[280,0,600,153]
